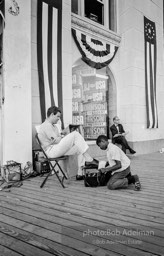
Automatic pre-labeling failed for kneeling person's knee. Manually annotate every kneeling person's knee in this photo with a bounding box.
[107,182,116,190]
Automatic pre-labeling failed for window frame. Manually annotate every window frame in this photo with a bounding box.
[72,0,116,32]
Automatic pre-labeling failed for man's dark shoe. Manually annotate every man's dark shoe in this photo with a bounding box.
[76,175,84,181]
[85,158,99,168]
[133,175,141,190]
[130,149,136,154]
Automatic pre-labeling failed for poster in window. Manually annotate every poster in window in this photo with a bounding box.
[72,66,108,139]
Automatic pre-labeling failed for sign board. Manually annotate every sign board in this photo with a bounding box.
[84,126,107,139]
[72,67,108,139]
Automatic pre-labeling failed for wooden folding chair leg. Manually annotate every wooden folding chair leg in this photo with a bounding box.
[40,169,54,188]
[55,161,68,180]
[35,132,68,188]
[40,160,67,188]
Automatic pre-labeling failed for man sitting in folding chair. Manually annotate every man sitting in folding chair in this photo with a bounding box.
[38,106,99,183]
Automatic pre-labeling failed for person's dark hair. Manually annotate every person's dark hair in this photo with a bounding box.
[47,106,61,117]
[96,135,108,145]
[113,116,118,121]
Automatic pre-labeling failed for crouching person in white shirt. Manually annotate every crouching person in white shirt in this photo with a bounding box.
[38,106,98,180]
[96,135,141,190]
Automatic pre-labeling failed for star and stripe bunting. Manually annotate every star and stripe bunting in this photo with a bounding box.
[72,28,118,69]
[0,0,5,68]
[0,0,5,24]
[144,16,158,129]
[37,0,62,122]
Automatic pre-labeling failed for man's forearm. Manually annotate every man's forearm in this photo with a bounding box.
[113,134,120,138]
[50,136,62,144]
[100,163,121,174]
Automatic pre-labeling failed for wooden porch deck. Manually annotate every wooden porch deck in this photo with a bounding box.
[0,152,164,256]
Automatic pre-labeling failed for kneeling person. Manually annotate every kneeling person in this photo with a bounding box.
[96,135,141,190]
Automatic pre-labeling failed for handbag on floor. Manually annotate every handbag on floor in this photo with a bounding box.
[84,170,111,187]
[84,161,111,187]
[1,160,22,182]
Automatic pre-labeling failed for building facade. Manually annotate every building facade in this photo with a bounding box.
[0,0,164,165]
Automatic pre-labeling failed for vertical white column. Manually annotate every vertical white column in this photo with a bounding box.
[62,1,72,127]
[2,0,32,165]
[104,0,109,28]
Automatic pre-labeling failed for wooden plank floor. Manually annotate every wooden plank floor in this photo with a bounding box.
[0,152,164,256]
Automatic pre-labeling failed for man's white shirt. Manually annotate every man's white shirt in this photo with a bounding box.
[106,143,130,174]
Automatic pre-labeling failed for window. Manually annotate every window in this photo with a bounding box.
[71,0,116,32]
[84,0,104,25]
[72,61,109,140]
[71,0,78,15]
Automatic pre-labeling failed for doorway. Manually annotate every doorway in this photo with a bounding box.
[72,59,117,140]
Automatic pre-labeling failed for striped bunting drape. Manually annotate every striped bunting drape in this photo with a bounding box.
[144,16,158,129]
[72,28,118,69]
[0,0,5,68]
[37,0,62,122]
[0,0,5,27]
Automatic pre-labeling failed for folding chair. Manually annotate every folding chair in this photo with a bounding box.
[35,133,68,188]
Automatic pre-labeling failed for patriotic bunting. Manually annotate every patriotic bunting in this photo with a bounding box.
[0,0,5,68]
[37,0,62,122]
[72,28,118,69]
[0,0,5,24]
[144,16,158,129]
